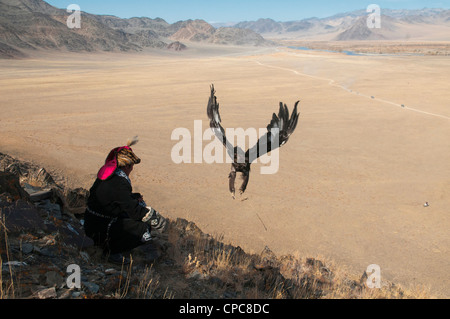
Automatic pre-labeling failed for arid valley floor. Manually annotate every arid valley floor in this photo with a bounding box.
[1,43,449,297]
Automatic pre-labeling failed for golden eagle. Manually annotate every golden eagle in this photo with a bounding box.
[207,85,300,199]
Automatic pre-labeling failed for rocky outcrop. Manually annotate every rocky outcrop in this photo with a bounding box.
[166,41,187,51]
[0,172,30,201]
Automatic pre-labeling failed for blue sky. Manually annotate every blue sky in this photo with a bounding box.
[45,0,450,23]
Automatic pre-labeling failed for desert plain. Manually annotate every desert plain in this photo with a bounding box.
[0,43,449,297]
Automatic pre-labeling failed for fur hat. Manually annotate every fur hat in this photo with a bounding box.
[117,147,141,167]
[97,136,140,180]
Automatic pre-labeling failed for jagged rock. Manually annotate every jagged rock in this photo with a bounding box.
[57,288,74,299]
[43,271,64,288]
[28,189,53,202]
[2,261,28,268]
[167,41,187,51]
[36,199,62,219]
[21,242,34,254]
[37,247,57,258]
[36,287,57,299]
[26,168,57,188]
[0,199,47,234]
[1,182,93,249]
[83,281,100,294]
[71,291,82,298]
[64,188,89,214]
[105,268,118,275]
[0,172,30,201]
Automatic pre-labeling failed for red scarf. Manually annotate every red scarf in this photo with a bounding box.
[97,146,131,180]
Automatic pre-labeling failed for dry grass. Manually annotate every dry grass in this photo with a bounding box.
[0,209,16,299]
[0,212,435,299]
[151,219,434,299]
[114,259,166,299]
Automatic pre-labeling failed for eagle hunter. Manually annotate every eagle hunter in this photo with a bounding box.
[207,85,300,199]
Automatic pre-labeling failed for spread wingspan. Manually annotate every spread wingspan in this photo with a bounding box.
[206,84,301,198]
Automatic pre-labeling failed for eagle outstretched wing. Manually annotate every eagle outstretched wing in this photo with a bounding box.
[246,101,300,163]
[207,84,245,162]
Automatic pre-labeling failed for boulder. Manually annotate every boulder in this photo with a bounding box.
[0,199,47,235]
[167,41,187,51]
[0,172,30,201]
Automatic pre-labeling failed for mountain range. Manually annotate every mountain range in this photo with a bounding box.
[231,8,450,41]
[1,0,450,59]
[0,0,269,58]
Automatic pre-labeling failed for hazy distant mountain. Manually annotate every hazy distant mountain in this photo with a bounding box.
[334,9,450,41]
[232,8,450,41]
[334,15,401,41]
[212,27,268,46]
[0,0,272,59]
[234,18,284,34]
[170,19,269,46]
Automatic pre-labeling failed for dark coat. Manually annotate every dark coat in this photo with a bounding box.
[84,173,150,254]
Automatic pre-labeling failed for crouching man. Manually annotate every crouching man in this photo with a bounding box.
[84,138,167,265]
